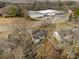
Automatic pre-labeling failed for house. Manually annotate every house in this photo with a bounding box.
[53,28,79,42]
[28,9,70,22]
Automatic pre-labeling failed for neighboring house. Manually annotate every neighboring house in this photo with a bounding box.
[28,9,70,22]
[53,28,79,42]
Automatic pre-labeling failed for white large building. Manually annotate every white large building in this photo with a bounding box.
[28,9,70,22]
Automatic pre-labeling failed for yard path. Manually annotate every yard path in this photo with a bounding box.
[0,18,44,37]
[0,18,41,31]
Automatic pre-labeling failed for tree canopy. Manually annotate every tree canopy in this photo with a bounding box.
[73,8,79,17]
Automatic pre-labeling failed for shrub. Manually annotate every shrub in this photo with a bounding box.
[73,8,79,17]
[4,5,18,17]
